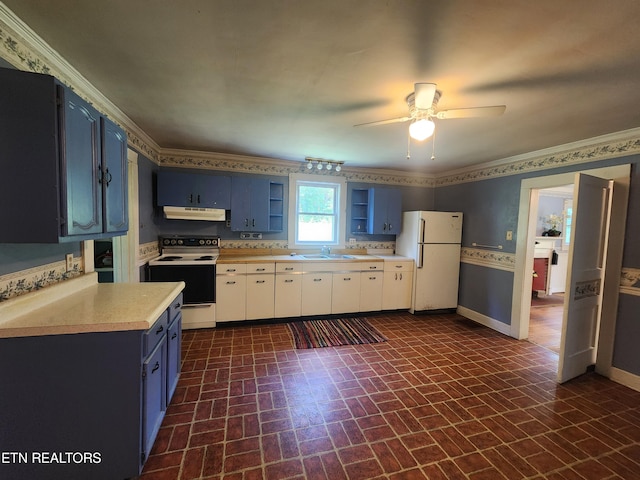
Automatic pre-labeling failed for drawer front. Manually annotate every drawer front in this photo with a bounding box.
[218,263,247,274]
[144,310,168,357]
[246,262,275,274]
[276,263,303,273]
[384,261,414,272]
[168,293,183,322]
[360,262,384,271]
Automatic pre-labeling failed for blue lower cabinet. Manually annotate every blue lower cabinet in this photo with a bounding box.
[0,293,182,479]
[142,337,167,465]
[167,312,182,402]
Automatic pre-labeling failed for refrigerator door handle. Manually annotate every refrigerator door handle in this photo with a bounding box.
[417,243,424,269]
[419,218,426,244]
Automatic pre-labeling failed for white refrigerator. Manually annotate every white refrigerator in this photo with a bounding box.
[396,211,463,313]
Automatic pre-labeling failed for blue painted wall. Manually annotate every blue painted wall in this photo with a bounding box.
[435,155,640,375]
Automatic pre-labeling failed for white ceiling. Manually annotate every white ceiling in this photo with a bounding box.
[5,0,640,173]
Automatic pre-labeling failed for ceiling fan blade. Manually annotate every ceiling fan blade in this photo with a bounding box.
[435,105,506,119]
[353,116,411,127]
[414,83,437,110]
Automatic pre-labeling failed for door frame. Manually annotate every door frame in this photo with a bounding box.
[511,164,630,379]
[112,148,140,282]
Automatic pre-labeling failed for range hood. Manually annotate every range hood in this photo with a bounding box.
[163,206,226,221]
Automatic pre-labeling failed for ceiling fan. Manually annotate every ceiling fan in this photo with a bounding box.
[354,83,506,141]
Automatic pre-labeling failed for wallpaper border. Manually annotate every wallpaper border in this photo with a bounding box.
[0,259,83,302]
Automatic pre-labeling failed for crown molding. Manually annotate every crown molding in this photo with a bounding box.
[434,128,640,187]
[159,148,436,187]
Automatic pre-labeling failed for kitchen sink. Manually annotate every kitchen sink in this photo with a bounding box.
[301,254,356,259]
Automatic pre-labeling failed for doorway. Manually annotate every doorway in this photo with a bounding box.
[511,164,630,382]
[527,185,573,354]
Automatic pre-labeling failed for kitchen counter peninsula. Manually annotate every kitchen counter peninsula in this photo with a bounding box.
[0,272,184,338]
[0,272,185,479]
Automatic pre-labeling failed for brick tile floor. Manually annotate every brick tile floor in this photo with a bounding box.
[139,312,640,479]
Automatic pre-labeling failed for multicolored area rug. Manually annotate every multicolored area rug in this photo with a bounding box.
[288,317,387,349]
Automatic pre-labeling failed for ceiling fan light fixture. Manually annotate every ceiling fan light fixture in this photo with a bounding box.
[409,118,435,141]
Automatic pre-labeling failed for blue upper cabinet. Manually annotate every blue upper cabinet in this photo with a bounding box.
[0,68,128,243]
[368,187,402,235]
[62,88,103,237]
[102,117,129,233]
[230,177,270,231]
[157,170,231,209]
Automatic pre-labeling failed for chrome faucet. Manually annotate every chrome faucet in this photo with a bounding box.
[321,245,331,255]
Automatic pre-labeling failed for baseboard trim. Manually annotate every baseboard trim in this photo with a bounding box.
[456,305,512,336]
[609,367,640,393]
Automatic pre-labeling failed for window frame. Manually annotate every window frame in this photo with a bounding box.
[288,173,346,249]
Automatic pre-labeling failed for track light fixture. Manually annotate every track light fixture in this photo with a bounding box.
[304,157,344,173]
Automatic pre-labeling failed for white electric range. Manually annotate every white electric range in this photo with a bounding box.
[148,235,220,329]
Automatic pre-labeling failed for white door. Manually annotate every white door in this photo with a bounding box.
[557,174,612,383]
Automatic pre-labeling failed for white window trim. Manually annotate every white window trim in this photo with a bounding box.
[288,173,347,249]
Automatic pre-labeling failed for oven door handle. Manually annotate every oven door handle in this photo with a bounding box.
[182,304,214,309]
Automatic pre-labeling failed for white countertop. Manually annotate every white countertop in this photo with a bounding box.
[216,253,411,263]
[0,273,185,339]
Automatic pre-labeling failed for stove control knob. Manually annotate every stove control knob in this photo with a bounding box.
[170,239,177,245]
[199,239,205,245]
[178,239,184,245]
[205,239,211,245]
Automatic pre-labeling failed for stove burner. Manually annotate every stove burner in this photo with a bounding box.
[196,255,214,261]
[158,255,183,261]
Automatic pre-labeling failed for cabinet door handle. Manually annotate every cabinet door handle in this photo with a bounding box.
[395,273,398,280]
[104,168,112,187]
[189,194,193,204]
[197,194,201,204]
[227,268,236,272]
[256,268,265,271]
[245,218,249,227]
[383,223,387,231]
[395,265,403,268]
[343,277,351,281]
[313,278,322,282]
[252,219,255,227]
[151,362,160,374]
[369,276,377,280]
[256,280,265,284]
[399,273,403,280]
[174,302,181,309]
[171,332,178,340]
[226,281,236,285]
[388,224,392,231]
[284,279,294,283]
[284,267,294,271]
[155,325,164,335]
[369,266,377,269]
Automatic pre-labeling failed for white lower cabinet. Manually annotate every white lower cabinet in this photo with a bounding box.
[216,263,248,322]
[246,264,275,320]
[382,260,414,310]
[217,258,413,321]
[331,271,361,313]
[301,271,333,316]
[360,271,384,311]
[275,263,302,317]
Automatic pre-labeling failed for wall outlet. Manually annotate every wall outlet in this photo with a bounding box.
[65,253,73,272]
[506,230,513,241]
[349,238,357,244]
